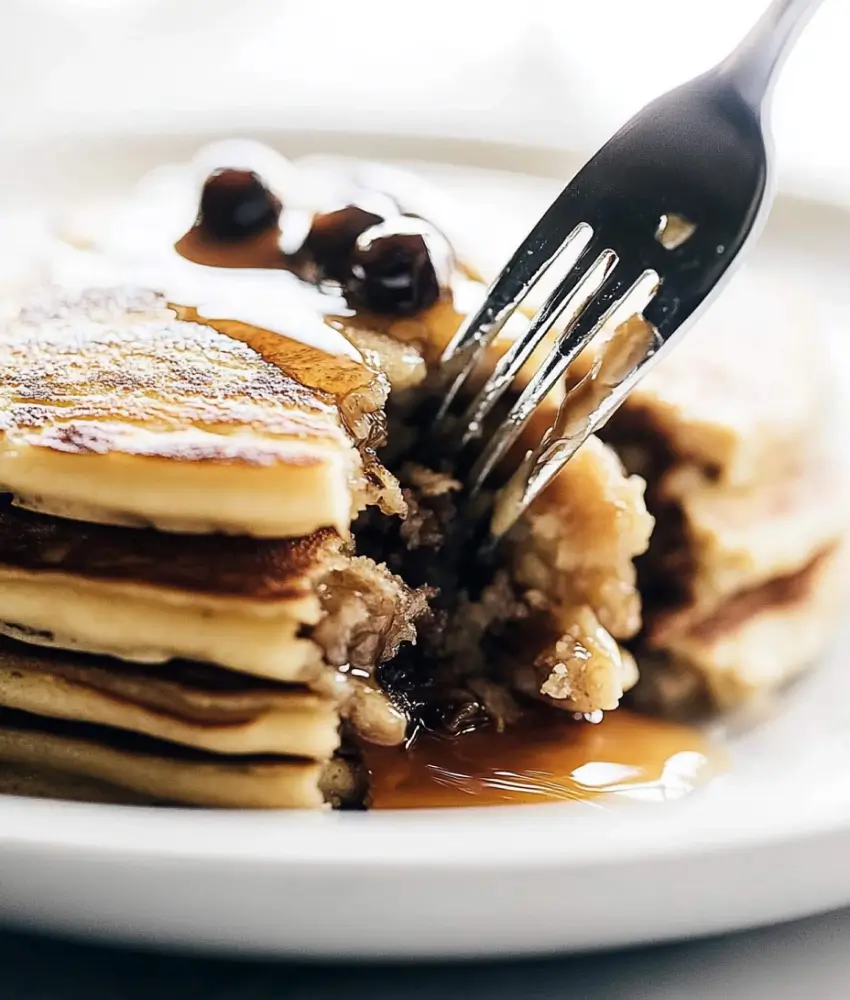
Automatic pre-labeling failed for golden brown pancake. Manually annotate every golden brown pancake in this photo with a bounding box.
[0,638,341,758]
[0,497,341,678]
[0,762,160,804]
[0,491,432,705]
[0,286,382,537]
[593,278,848,714]
[0,494,339,604]
[0,709,332,808]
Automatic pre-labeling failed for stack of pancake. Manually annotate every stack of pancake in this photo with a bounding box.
[0,278,660,807]
[0,284,410,808]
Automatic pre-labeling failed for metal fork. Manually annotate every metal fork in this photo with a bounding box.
[437,0,826,539]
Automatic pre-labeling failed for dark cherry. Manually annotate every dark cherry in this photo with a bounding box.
[303,205,384,281]
[196,169,281,241]
[347,216,454,315]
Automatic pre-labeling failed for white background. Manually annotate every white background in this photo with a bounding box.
[1,0,848,204]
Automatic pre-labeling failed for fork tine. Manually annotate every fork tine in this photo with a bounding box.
[489,269,662,538]
[456,245,618,450]
[434,221,593,421]
[467,263,637,498]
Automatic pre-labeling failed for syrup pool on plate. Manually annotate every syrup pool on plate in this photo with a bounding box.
[362,708,722,809]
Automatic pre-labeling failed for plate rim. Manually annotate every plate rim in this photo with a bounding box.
[6,107,850,212]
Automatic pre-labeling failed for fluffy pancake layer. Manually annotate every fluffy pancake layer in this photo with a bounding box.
[597,278,848,714]
[0,709,329,808]
[0,640,340,758]
[0,286,374,537]
[0,497,340,678]
[0,763,160,804]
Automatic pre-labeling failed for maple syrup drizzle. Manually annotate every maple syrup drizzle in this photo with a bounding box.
[51,140,489,382]
[362,709,721,809]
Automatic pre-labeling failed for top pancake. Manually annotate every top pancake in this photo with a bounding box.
[0,285,375,537]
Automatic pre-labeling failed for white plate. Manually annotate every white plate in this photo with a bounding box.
[0,129,849,960]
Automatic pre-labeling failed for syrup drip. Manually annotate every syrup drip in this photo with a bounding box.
[362,709,720,809]
[172,303,376,402]
[50,141,498,375]
[175,225,285,272]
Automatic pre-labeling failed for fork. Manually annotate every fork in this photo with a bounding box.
[437,0,826,539]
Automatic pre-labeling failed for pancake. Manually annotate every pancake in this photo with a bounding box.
[0,763,161,804]
[0,144,844,810]
[0,490,430,699]
[0,285,391,537]
[633,545,847,715]
[0,497,341,678]
[0,301,650,724]
[592,279,848,713]
[644,449,848,644]
[0,564,322,680]
[0,638,340,758]
[0,709,338,809]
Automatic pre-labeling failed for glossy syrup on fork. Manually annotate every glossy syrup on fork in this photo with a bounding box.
[362,709,721,809]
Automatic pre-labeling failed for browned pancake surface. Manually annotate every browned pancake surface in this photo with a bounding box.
[0,638,320,724]
[0,496,342,600]
[0,286,354,464]
[0,707,304,763]
[680,545,837,644]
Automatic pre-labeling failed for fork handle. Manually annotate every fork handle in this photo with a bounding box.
[719,0,827,110]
